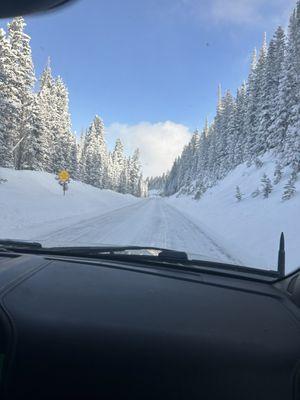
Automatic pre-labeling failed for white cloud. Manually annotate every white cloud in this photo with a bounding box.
[212,0,295,25]
[177,0,295,26]
[106,121,191,177]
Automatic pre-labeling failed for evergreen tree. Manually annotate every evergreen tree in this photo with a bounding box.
[261,174,273,198]
[281,3,300,170]
[254,157,263,169]
[128,149,142,196]
[81,115,108,188]
[244,48,258,162]
[254,33,270,156]
[37,59,56,172]
[0,28,16,168]
[266,27,286,150]
[282,172,297,200]
[233,82,247,166]
[7,17,36,170]
[235,186,243,202]
[111,138,125,191]
[273,162,282,184]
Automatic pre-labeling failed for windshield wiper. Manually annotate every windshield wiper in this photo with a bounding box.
[45,245,189,262]
[0,242,280,279]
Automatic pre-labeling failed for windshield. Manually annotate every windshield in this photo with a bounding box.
[0,0,299,274]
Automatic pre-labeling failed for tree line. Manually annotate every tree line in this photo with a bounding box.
[162,2,300,200]
[0,17,148,197]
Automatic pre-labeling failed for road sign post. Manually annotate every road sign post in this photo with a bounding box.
[57,170,70,196]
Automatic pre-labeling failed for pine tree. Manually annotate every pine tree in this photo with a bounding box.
[7,17,36,170]
[254,33,270,156]
[244,48,258,163]
[282,173,297,200]
[0,28,16,168]
[51,77,71,172]
[80,116,108,188]
[233,82,247,166]
[37,59,56,172]
[254,157,263,169]
[266,27,286,150]
[111,138,124,191]
[235,186,243,201]
[280,3,300,170]
[261,173,273,198]
[129,149,142,196]
[273,162,282,184]
[21,95,44,170]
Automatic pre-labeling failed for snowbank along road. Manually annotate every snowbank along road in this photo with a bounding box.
[35,197,242,264]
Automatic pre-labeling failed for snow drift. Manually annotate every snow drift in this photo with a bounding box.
[0,167,140,241]
[167,154,300,274]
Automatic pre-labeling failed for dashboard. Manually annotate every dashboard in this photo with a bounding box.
[0,252,299,399]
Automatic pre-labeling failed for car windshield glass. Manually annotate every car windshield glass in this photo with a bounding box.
[0,0,299,275]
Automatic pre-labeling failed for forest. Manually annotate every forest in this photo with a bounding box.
[159,2,300,201]
[0,18,147,197]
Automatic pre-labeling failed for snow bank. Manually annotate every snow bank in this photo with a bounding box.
[167,154,300,273]
[0,168,140,240]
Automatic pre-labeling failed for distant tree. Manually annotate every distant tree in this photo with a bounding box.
[282,172,297,200]
[235,186,243,201]
[273,162,282,184]
[261,174,273,198]
[129,149,142,196]
[254,157,263,169]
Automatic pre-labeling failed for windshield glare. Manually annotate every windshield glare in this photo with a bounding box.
[0,0,299,274]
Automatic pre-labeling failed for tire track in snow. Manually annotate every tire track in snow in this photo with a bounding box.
[35,197,241,264]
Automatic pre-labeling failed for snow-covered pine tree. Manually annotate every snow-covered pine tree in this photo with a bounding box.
[261,173,273,198]
[80,115,108,188]
[254,157,263,169]
[111,138,125,191]
[254,33,270,156]
[220,90,236,177]
[235,186,243,201]
[244,48,258,163]
[281,2,300,171]
[20,95,44,170]
[119,158,130,194]
[7,17,36,170]
[273,162,282,184]
[37,59,56,172]
[266,26,286,151]
[129,149,142,196]
[282,172,297,200]
[51,76,77,175]
[0,28,16,168]
[233,82,247,167]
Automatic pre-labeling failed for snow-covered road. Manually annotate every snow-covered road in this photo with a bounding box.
[35,197,241,264]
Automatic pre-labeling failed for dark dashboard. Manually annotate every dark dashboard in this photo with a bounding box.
[0,251,300,399]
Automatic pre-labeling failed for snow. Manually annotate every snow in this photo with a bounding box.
[0,167,140,240]
[1,156,299,275]
[166,154,300,273]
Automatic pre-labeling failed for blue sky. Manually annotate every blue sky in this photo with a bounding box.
[1,0,296,175]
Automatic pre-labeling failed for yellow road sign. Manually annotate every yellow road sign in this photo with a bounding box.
[58,170,70,182]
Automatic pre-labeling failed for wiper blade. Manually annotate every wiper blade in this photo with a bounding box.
[0,239,42,249]
[45,245,189,262]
